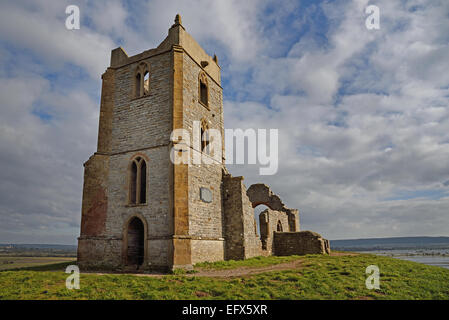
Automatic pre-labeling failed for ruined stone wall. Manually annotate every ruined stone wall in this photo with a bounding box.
[97,68,115,153]
[77,153,113,268]
[273,231,331,256]
[223,175,262,260]
[240,184,263,259]
[258,209,290,253]
[222,175,245,260]
[247,184,300,232]
[79,154,109,238]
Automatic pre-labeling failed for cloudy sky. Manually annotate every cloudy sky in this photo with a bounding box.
[0,0,448,244]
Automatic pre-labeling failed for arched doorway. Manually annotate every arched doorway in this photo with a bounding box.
[254,204,270,250]
[126,217,145,266]
[254,204,270,237]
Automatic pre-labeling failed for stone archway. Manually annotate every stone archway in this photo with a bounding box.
[246,183,299,232]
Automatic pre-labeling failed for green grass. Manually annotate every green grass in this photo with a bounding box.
[0,254,448,300]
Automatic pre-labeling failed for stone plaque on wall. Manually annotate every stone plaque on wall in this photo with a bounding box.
[200,187,212,203]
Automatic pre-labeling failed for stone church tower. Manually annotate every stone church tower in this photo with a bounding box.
[78,15,329,271]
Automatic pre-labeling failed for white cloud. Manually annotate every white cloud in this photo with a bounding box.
[223,0,449,239]
[0,1,114,78]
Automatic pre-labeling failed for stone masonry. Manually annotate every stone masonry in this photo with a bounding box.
[77,14,330,272]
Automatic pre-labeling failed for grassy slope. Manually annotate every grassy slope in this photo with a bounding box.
[1,254,448,300]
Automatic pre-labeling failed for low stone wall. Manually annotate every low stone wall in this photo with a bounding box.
[273,231,331,256]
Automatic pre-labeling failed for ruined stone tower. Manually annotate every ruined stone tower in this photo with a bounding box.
[78,15,329,271]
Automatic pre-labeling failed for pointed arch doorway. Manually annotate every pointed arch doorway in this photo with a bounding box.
[123,215,148,267]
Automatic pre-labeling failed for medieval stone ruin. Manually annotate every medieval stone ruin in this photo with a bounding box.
[77,14,330,271]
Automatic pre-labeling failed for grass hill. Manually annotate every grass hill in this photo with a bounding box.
[1,253,448,300]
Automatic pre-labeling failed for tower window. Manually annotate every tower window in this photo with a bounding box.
[200,82,207,105]
[129,156,147,205]
[143,71,149,96]
[134,62,150,98]
[140,160,146,203]
[135,73,141,98]
[130,161,137,204]
[198,72,208,107]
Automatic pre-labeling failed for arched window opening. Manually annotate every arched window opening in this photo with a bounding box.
[198,72,208,107]
[200,81,208,105]
[130,161,137,204]
[134,63,150,99]
[135,73,141,98]
[277,220,283,232]
[140,161,146,204]
[126,217,144,266]
[143,71,149,95]
[129,156,147,205]
[254,204,270,250]
[254,204,270,238]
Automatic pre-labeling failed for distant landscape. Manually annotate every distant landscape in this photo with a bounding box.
[0,243,76,270]
[2,236,449,255]
[1,237,449,299]
[1,236,449,270]
[0,243,77,257]
[330,236,449,269]
[330,236,449,251]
